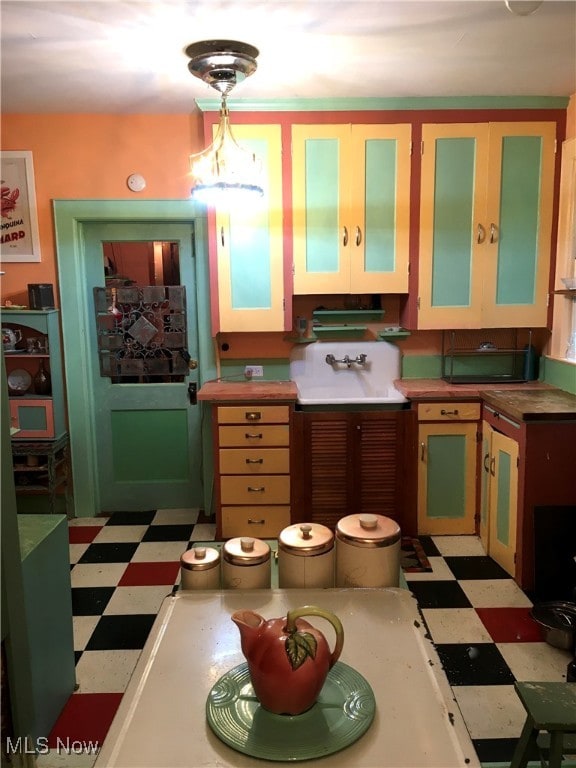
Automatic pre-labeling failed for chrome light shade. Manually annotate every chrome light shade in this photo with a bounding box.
[185,40,263,204]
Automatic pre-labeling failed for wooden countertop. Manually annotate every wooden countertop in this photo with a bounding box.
[394,378,554,399]
[480,388,576,421]
[197,380,298,402]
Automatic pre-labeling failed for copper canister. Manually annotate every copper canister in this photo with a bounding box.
[278,523,335,588]
[180,546,221,590]
[222,537,271,589]
[335,513,401,588]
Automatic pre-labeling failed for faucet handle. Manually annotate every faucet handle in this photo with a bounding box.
[325,354,336,365]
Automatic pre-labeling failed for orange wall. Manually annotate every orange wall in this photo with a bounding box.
[1,113,203,305]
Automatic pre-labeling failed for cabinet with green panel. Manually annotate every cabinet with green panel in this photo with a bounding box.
[212,123,285,332]
[292,123,412,295]
[2,309,66,440]
[480,419,518,577]
[418,121,556,329]
[417,401,480,535]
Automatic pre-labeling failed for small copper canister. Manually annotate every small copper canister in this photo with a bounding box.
[180,546,221,590]
[278,523,335,588]
[335,513,401,588]
[222,537,271,589]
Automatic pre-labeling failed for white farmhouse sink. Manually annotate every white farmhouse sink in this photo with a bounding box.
[290,341,408,405]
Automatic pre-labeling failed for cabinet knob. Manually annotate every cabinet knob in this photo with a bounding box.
[489,223,498,244]
[420,441,426,462]
[355,226,362,246]
[477,223,486,244]
[342,226,349,246]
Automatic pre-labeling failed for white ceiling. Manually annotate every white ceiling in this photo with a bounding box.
[1,1,575,114]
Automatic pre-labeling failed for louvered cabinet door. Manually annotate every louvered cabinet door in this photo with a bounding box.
[297,411,405,529]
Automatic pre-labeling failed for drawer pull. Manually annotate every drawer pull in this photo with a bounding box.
[245,411,261,421]
[246,458,264,464]
[483,452,490,473]
[490,457,496,477]
[440,409,459,416]
[420,442,426,462]
[248,518,265,525]
[245,432,263,439]
[247,486,265,493]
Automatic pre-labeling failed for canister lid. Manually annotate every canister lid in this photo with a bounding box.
[278,523,334,556]
[180,546,220,571]
[336,514,401,548]
[223,537,271,566]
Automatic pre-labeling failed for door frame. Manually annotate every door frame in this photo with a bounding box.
[53,200,216,517]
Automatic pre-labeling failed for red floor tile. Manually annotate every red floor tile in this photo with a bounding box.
[476,607,543,643]
[47,692,123,748]
[118,561,180,586]
[68,526,104,544]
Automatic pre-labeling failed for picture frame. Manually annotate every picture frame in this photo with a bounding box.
[1,150,42,262]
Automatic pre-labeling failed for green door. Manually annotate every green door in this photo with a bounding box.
[83,223,201,512]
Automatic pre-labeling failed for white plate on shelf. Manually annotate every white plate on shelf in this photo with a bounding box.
[7,368,32,395]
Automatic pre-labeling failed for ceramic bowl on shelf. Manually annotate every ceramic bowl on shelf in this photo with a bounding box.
[7,368,32,396]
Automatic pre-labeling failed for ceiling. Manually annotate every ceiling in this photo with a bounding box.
[1,1,575,114]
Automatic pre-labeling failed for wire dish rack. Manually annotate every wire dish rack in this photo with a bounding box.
[441,329,535,384]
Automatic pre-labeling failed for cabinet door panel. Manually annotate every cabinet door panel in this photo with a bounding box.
[484,122,556,327]
[292,125,351,294]
[419,125,488,328]
[417,422,477,534]
[488,430,518,577]
[215,125,284,332]
[351,125,411,293]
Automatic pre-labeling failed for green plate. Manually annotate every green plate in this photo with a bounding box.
[206,661,376,762]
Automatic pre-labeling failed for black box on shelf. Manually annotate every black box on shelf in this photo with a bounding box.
[28,283,55,310]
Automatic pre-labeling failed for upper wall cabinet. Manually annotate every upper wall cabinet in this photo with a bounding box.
[292,124,412,295]
[418,122,556,329]
[213,124,285,332]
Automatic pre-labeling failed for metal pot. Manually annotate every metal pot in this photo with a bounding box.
[530,602,576,651]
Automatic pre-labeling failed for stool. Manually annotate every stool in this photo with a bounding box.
[510,682,576,768]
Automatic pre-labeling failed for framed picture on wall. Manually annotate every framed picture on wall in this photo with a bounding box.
[1,150,41,263]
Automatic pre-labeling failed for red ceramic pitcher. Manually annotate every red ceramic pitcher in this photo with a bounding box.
[231,604,344,715]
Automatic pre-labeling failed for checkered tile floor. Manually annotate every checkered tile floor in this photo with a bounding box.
[37,510,573,768]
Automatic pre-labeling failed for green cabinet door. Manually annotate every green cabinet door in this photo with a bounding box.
[292,123,411,295]
[214,124,285,332]
[488,429,518,577]
[419,122,556,329]
[417,421,478,535]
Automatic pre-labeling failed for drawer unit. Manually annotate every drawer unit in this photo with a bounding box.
[217,405,290,424]
[220,506,291,538]
[218,425,290,447]
[219,448,290,475]
[418,402,481,421]
[214,403,292,539]
[220,475,290,505]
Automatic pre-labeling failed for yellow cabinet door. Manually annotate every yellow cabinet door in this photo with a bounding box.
[214,124,285,332]
[487,429,518,577]
[292,123,411,294]
[417,421,478,535]
[419,121,556,329]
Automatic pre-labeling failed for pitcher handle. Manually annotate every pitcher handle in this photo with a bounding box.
[286,605,344,668]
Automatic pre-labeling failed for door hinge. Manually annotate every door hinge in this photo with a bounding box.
[554,138,557,154]
[476,430,482,443]
[417,297,421,310]
[517,456,520,468]
[409,141,413,156]
[514,551,517,563]
[408,262,411,275]
[547,293,550,307]
[420,140,425,155]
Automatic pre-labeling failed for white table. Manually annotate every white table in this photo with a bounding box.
[95,588,480,768]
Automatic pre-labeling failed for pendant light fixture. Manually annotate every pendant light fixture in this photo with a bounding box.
[185,40,264,205]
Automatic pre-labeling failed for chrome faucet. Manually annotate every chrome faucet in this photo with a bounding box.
[325,353,367,369]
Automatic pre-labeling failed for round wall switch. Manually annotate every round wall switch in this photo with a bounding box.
[127,173,146,192]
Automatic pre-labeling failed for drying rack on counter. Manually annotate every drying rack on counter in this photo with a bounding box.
[441,329,536,384]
